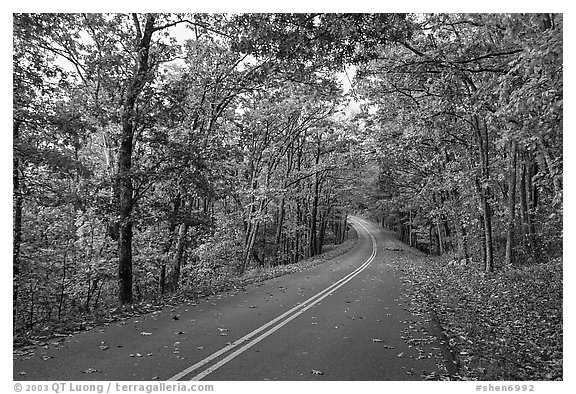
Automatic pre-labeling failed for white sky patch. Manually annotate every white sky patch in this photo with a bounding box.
[337,65,356,94]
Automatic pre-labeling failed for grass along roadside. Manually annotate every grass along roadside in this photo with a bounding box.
[392,254,562,380]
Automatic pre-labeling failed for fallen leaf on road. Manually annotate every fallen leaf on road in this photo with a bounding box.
[421,372,437,380]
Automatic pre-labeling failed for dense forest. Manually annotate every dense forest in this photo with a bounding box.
[13,12,562,356]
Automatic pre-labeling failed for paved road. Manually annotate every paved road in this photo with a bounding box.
[13,217,451,381]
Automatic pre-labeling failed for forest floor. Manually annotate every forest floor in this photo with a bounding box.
[391,254,563,381]
[14,229,359,348]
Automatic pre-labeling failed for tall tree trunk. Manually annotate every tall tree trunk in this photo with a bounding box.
[243,197,264,272]
[528,159,539,258]
[454,217,469,262]
[473,114,494,272]
[340,215,348,243]
[317,214,326,255]
[168,222,188,292]
[274,199,285,264]
[243,221,259,272]
[308,175,319,258]
[519,153,528,249]
[293,142,303,264]
[436,220,444,255]
[480,189,494,272]
[409,209,413,247]
[448,189,469,262]
[117,14,155,304]
[443,218,452,251]
[520,153,538,260]
[505,141,518,267]
[274,148,294,265]
[160,195,181,295]
[464,74,495,272]
[13,120,22,311]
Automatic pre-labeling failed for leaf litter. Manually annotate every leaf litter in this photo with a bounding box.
[391,254,562,381]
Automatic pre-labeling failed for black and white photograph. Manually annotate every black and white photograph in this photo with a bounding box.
[10,5,564,389]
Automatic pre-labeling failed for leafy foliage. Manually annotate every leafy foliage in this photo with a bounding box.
[13,12,362,336]
[354,13,562,269]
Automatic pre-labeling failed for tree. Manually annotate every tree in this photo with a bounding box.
[353,13,562,269]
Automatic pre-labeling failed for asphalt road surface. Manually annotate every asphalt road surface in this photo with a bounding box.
[13,217,452,381]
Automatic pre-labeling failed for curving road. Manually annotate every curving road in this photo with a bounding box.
[13,217,452,381]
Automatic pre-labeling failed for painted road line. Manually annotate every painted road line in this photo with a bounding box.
[168,216,376,381]
[190,219,377,380]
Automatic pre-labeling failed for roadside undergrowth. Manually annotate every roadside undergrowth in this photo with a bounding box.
[14,228,358,347]
[394,254,563,381]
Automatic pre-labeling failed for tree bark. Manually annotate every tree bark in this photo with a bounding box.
[308,175,319,257]
[117,14,156,304]
[317,214,326,255]
[243,220,259,272]
[505,140,518,267]
[160,194,181,295]
[436,219,444,255]
[13,120,22,310]
[409,209,413,247]
[168,222,188,292]
[454,216,469,262]
[520,153,538,260]
[473,114,494,272]
[274,199,285,264]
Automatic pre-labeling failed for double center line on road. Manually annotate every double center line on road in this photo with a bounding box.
[168,217,377,381]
